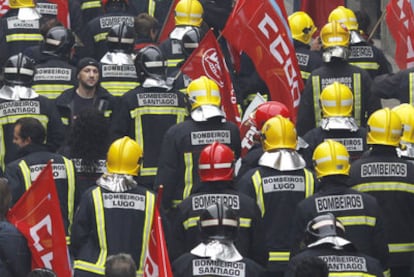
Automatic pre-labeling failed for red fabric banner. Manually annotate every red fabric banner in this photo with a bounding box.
[181,29,241,126]
[222,0,303,121]
[386,0,414,69]
[300,0,344,31]
[7,162,72,277]
[47,0,70,27]
[157,0,180,43]
[144,186,173,277]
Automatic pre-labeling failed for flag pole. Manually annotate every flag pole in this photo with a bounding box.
[367,9,387,42]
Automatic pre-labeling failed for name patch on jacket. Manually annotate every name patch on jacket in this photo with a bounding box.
[262,175,305,193]
[296,53,309,66]
[331,138,363,152]
[315,194,363,212]
[72,158,106,174]
[34,68,72,81]
[192,259,246,277]
[361,162,407,177]
[7,17,39,29]
[0,101,40,116]
[30,163,67,180]
[321,77,352,90]
[36,3,58,16]
[319,255,367,272]
[192,194,240,210]
[99,16,134,29]
[137,93,178,106]
[349,46,374,58]
[102,193,145,210]
[191,130,231,145]
[102,64,137,78]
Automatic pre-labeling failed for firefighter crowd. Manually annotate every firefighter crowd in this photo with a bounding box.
[0,0,414,276]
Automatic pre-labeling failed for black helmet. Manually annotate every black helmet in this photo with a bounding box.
[3,53,35,87]
[304,213,345,246]
[135,45,166,81]
[106,22,136,53]
[41,26,75,58]
[28,268,57,277]
[198,202,239,242]
[181,27,201,57]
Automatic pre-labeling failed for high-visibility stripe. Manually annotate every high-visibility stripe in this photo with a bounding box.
[61,117,69,125]
[384,269,391,277]
[183,153,193,200]
[353,73,361,125]
[252,170,265,217]
[337,216,376,227]
[33,84,74,99]
[268,251,290,262]
[328,273,376,277]
[94,32,107,43]
[388,242,414,253]
[81,0,102,10]
[304,169,314,197]
[172,199,182,207]
[301,71,310,80]
[148,0,156,16]
[239,217,251,228]
[18,160,32,190]
[349,62,380,70]
[409,72,414,105]
[139,167,158,176]
[353,182,414,194]
[183,216,200,230]
[64,157,76,236]
[312,75,322,125]
[100,82,140,96]
[166,59,184,67]
[138,191,155,274]
[6,33,43,42]
[104,110,112,118]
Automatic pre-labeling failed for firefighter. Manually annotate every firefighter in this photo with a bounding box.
[296,21,381,137]
[110,45,189,188]
[236,116,316,277]
[71,136,156,277]
[328,6,392,79]
[172,202,266,277]
[301,82,368,168]
[155,76,241,211]
[4,117,76,244]
[288,11,323,83]
[290,139,389,270]
[169,142,267,266]
[349,108,414,277]
[32,26,77,100]
[0,53,65,171]
[286,213,386,277]
[99,22,140,97]
[392,103,414,162]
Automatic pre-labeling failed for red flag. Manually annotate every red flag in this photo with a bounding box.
[181,30,241,126]
[0,0,9,15]
[300,0,344,30]
[7,161,72,277]
[47,0,70,27]
[144,186,173,277]
[157,0,180,43]
[222,0,303,121]
[386,0,414,69]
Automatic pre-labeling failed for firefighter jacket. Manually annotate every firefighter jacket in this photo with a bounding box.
[236,144,263,181]
[349,146,414,268]
[285,243,385,277]
[236,165,316,273]
[173,253,266,277]
[5,143,76,244]
[111,83,189,187]
[0,220,31,277]
[371,67,414,104]
[155,117,241,210]
[80,12,135,60]
[33,56,77,99]
[71,181,156,277]
[296,59,381,136]
[168,182,268,266]
[0,9,43,66]
[0,93,65,171]
[55,85,116,131]
[302,126,368,168]
[69,0,103,41]
[348,41,392,79]
[289,176,389,269]
[293,40,323,83]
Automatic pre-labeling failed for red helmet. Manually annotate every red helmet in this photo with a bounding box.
[252,101,291,130]
[199,142,234,182]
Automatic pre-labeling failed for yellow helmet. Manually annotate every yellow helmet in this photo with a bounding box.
[261,115,297,151]
[106,136,142,176]
[320,82,353,117]
[320,21,350,49]
[367,108,402,147]
[313,139,350,178]
[392,103,414,144]
[328,6,359,31]
[9,0,35,8]
[288,11,317,45]
[187,76,221,109]
[174,0,204,27]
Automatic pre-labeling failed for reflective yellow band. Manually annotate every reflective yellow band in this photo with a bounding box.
[166,59,184,67]
[61,117,69,125]
[301,71,310,80]
[384,269,391,277]
[409,72,414,105]
[183,216,200,230]
[33,84,74,99]
[328,273,376,277]
[353,73,361,125]
[94,32,107,43]
[66,236,71,245]
[64,157,76,235]
[304,168,314,197]
[353,182,414,194]
[172,199,182,208]
[183,152,194,200]
[74,260,105,275]
[349,62,380,70]
[18,160,32,190]
[268,251,290,262]
[6,33,43,42]
[239,217,252,228]
[139,167,158,177]
[388,242,414,253]
[92,187,108,267]
[104,110,112,118]
[138,191,155,273]
[312,75,321,125]
[337,216,376,227]
[148,0,155,16]
[252,170,265,217]
[81,1,102,10]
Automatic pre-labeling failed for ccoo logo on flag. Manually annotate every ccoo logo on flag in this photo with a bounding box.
[201,48,224,87]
